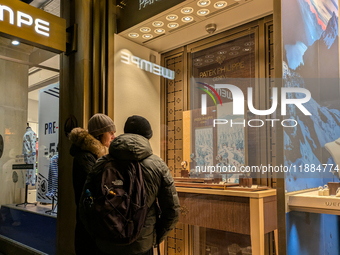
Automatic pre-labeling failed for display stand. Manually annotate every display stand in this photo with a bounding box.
[16,184,37,208]
[45,196,57,215]
[12,163,37,208]
[176,187,278,255]
[287,188,340,215]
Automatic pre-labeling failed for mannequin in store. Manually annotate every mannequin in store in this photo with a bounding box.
[22,123,37,186]
[325,138,340,179]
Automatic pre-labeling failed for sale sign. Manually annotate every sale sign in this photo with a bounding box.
[37,83,59,203]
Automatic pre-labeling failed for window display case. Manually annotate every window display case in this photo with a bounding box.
[281,0,340,254]
[161,17,277,255]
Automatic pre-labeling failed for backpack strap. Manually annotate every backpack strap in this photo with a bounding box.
[155,199,162,254]
[157,242,161,255]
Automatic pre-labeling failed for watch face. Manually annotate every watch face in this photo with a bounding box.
[0,134,3,159]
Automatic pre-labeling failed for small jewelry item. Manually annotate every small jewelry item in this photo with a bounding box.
[318,186,324,196]
[323,185,330,196]
[336,188,340,197]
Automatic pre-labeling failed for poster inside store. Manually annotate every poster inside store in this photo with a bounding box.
[37,83,59,203]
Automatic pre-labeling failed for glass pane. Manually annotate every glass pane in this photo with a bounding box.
[189,33,257,182]
[184,33,258,253]
[282,0,340,254]
[0,36,59,255]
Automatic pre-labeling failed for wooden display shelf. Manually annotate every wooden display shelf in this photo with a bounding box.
[173,177,206,183]
[175,181,270,191]
[288,189,340,215]
[176,187,277,255]
[224,186,270,192]
[175,182,238,189]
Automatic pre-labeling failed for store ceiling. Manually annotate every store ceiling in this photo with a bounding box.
[29,0,60,17]
[119,0,273,53]
[28,54,59,100]
[27,0,61,100]
[192,33,255,68]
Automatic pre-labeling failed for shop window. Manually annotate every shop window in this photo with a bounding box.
[162,19,276,255]
[0,36,59,255]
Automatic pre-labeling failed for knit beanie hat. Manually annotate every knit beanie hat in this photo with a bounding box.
[124,115,153,139]
[88,114,116,137]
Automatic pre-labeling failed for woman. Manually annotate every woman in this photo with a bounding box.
[69,113,116,255]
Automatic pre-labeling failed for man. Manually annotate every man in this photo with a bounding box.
[96,115,180,255]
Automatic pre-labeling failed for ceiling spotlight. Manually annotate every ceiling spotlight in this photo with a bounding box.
[166,14,178,21]
[194,62,203,66]
[155,28,165,34]
[205,59,214,63]
[197,9,210,16]
[11,40,20,46]
[194,58,203,62]
[218,50,227,54]
[142,34,153,39]
[197,0,211,7]
[230,46,240,50]
[181,7,194,14]
[140,27,151,33]
[244,41,255,46]
[229,51,239,55]
[214,1,227,8]
[153,21,164,27]
[205,54,214,58]
[243,47,251,51]
[182,16,194,22]
[128,33,139,38]
[168,23,179,29]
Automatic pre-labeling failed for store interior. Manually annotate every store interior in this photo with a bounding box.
[0,36,59,255]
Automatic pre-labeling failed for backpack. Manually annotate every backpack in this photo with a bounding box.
[79,155,148,245]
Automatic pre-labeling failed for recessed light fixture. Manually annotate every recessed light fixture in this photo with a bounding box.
[128,33,139,38]
[182,16,194,22]
[230,46,240,50]
[205,59,214,63]
[197,9,210,16]
[155,28,165,34]
[229,51,239,55]
[153,21,164,27]
[168,23,179,29]
[205,54,214,58]
[166,14,178,21]
[214,1,227,8]
[142,34,153,39]
[194,58,203,62]
[140,27,151,33]
[243,47,252,51]
[181,7,194,14]
[11,40,20,46]
[218,50,227,54]
[194,62,203,66]
[197,0,211,7]
[244,41,255,46]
